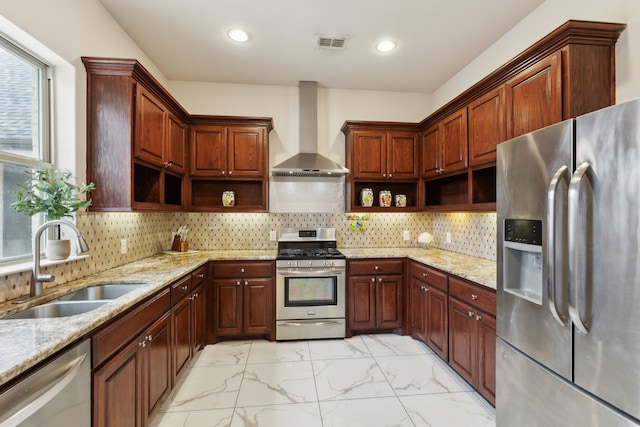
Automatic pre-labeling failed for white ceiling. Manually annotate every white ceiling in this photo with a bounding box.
[98,0,545,93]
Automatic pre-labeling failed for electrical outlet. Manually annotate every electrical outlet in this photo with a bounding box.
[445,232,452,243]
[402,230,410,241]
[269,230,277,241]
[120,239,127,254]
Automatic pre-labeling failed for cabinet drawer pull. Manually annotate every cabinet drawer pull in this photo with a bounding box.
[422,272,428,277]
[468,311,474,317]
[181,285,188,291]
[198,273,205,279]
[471,294,478,300]
[476,315,482,321]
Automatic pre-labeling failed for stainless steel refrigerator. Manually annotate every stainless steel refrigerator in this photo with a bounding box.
[497,99,640,426]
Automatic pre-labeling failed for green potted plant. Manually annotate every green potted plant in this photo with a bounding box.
[12,165,95,260]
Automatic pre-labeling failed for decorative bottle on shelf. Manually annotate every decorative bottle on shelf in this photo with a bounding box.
[379,190,392,207]
[360,188,373,207]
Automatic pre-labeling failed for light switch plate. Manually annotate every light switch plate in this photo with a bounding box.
[402,230,410,241]
[269,230,277,241]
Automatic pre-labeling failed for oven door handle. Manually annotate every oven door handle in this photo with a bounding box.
[277,319,345,327]
[277,268,345,276]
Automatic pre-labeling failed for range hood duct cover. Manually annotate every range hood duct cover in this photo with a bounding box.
[272,81,349,177]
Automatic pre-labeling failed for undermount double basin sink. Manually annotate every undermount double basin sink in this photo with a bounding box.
[6,283,147,320]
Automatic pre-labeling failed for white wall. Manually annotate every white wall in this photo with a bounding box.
[432,0,640,110]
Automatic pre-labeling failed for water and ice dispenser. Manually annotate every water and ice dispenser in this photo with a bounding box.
[503,219,543,305]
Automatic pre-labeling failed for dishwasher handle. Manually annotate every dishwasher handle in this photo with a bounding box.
[0,352,87,427]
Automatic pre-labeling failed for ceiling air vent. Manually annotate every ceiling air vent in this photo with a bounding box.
[317,36,346,49]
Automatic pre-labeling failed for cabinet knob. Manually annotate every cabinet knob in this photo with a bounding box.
[476,315,482,321]
[228,170,233,175]
[425,287,429,292]
[422,272,428,277]
[378,277,383,283]
[374,265,379,271]
[198,273,205,279]
[240,268,245,273]
[244,281,248,286]
[147,335,153,342]
[139,341,146,347]
[468,311,474,317]
[388,174,392,178]
[371,277,376,282]
[221,171,226,175]
[236,281,241,286]
[382,173,386,178]
[471,294,478,300]
[181,285,188,291]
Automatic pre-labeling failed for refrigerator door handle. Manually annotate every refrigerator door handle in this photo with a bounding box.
[547,165,569,326]
[568,161,592,335]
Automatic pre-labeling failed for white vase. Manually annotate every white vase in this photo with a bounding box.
[45,239,71,260]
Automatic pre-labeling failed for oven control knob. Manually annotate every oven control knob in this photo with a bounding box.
[323,260,334,267]
[288,261,299,267]
[308,261,314,267]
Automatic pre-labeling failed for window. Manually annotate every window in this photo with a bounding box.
[0,37,50,263]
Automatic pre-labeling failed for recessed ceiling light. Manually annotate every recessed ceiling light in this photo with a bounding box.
[376,40,396,53]
[228,29,250,43]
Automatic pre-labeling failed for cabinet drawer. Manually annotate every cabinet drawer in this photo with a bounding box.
[213,261,274,278]
[349,259,404,275]
[449,276,496,315]
[93,288,170,367]
[409,262,447,292]
[171,275,192,305]
[191,265,208,288]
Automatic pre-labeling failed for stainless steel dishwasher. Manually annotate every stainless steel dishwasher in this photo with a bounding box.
[0,339,91,427]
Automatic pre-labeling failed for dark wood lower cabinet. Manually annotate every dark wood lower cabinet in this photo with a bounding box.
[212,261,274,340]
[93,311,171,427]
[448,297,496,405]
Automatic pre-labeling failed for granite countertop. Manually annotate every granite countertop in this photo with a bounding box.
[0,248,495,388]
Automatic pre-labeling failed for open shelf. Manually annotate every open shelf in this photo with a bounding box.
[424,173,469,207]
[471,165,496,204]
[190,179,266,211]
[350,181,419,211]
[134,163,161,204]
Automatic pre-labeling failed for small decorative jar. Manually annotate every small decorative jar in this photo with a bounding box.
[222,191,235,207]
[360,188,374,207]
[395,194,407,207]
[379,190,392,207]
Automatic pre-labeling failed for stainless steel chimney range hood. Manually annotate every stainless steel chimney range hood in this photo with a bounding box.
[271,81,349,177]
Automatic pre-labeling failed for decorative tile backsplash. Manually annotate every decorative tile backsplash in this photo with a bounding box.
[0,211,497,302]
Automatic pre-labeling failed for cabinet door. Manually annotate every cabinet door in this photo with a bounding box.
[421,124,441,178]
[214,279,243,336]
[376,275,403,329]
[477,312,496,405]
[440,107,468,174]
[135,85,166,166]
[410,278,427,341]
[468,87,505,166]
[387,131,419,179]
[171,295,192,382]
[190,125,227,176]
[426,287,448,360]
[506,52,562,139]
[448,298,476,385]
[192,283,207,352]
[228,126,265,177]
[166,112,186,174]
[243,278,273,334]
[93,337,143,427]
[144,313,172,424]
[351,131,387,179]
[348,276,376,330]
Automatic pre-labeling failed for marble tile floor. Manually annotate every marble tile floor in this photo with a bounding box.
[150,334,496,427]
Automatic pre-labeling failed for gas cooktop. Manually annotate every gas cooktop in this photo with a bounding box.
[276,227,346,260]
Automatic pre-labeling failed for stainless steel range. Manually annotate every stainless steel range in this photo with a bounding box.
[276,227,346,340]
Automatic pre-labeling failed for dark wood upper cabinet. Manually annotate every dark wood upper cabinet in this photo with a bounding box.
[468,87,505,166]
[422,107,468,178]
[83,57,272,212]
[505,53,562,139]
[342,122,419,212]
